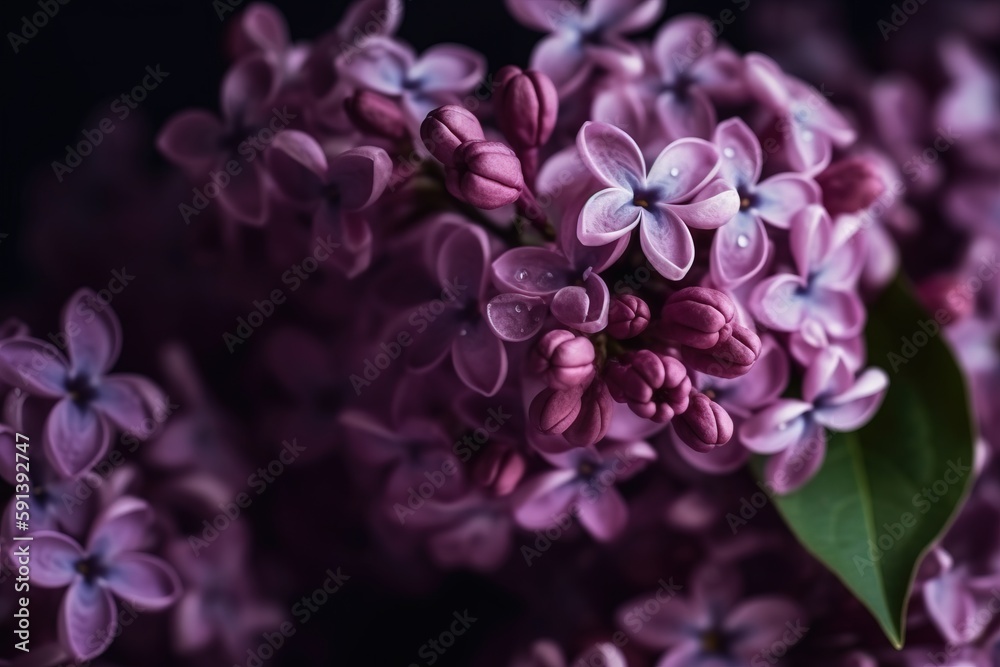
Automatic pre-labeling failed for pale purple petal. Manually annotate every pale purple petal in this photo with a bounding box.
[411,44,486,93]
[744,52,791,111]
[762,420,827,493]
[513,470,580,529]
[710,212,768,287]
[713,116,762,187]
[437,223,491,298]
[87,497,154,559]
[104,553,181,611]
[45,399,110,478]
[639,207,696,280]
[577,121,646,190]
[240,3,289,52]
[814,368,888,431]
[336,0,403,41]
[59,581,116,661]
[486,294,548,342]
[220,55,276,124]
[653,14,714,78]
[789,205,833,280]
[674,430,750,473]
[532,32,590,96]
[29,531,84,588]
[664,180,740,229]
[504,0,571,32]
[63,289,122,378]
[809,288,866,338]
[601,0,663,33]
[0,338,69,397]
[577,488,628,541]
[739,400,813,454]
[647,138,721,203]
[924,574,981,645]
[492,247,573,296]
[452,320,508,397]
[338,37,412,95]
[787,123,833,175]
[550,273,610,334]
[751,274,808,332]
[92,374,165,436]
[578,187,642,246]
[727,598,804,658]
[155,110,224,171]
[656,87,716,141]
[754,173,821,229]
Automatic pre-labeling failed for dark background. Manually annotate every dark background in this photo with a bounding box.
[0,1,917,665]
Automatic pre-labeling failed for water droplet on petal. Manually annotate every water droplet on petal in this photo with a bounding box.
[519,327,525,333]
[669,167,680,177]
[723,147,735,158]
[737,234,749,249]
[514,303,523,313]
[515,269,529,281]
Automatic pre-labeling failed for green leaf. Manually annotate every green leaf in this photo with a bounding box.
[754,275,976,648]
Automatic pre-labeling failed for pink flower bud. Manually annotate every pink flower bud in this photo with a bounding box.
[563,379,613,447]
[674,392,734,452]
[493,66,558,150]
[529,330,596,390]
[607,295,651,339]
[529,385,584,435]
[661,287,736,349]
[474,445,526,496]
[816,156,886,216]
[420,105,485,166]
[681,324,761,379]
[445,140,524,209]
[605,350,691,423]
[344,90,407,141]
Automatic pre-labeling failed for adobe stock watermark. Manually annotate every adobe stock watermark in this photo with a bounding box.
[393,405,512,524]
[51,65,170,182]
[223,234,340,353]
[7,0,71,53]
[878,0,931,41]
[886,252,998,372]
[853,459,971,575]
[189,438,306,555]
[407,610,478,667]
[349,276,468,394]
[179,106,297,224]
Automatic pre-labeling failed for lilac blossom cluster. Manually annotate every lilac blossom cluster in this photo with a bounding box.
[1,0,998,666]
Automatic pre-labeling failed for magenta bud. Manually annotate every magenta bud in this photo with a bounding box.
[674,392,734,452]
[494,65,558,150]
[445,140,524,209]
[529,385,584,435]
[605,350,691,423]
[474,445,525,496]
[661,287,736,349]
[563,379,613,447]
[529,329,596,390]
[681,324,761,379]
[607,295,651,339]
[816,156,886,216]
[344,90,407,141]
[420,105,486,166]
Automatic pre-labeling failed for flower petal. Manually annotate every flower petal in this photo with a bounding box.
[739,400,813,454]
[814,367,888,431]
[664,179,740,230]
[92,374,166,437]
[647,138,721,203]
[492,247,572,296]
[104,553,181,611]
[504,0,571,32]
[87,496,154,559]
[531,32,590,96]
[220,54,276,124]
[808,288,866,339]
[655,87,716,142]
[155,110,224,172]
[754,173,820,229]
[45,400,110,478]
[751,274,808,332]
[577,121,646,190]
[30,531,84,588]
[411,44,486,93]
[63,289,122,379]
[713,116,762,188]
[577,488,628,542]
[578,187,642,246]
[762,420,827,493]
[0,337,69,397]
[240,3,289,52]
[437,223,491,299]
[266,130,326,203]
[59,581,117,661]
[550,272,610,334]
[327,146,394,211]
[727,598,805,658]
[452,320,508,397]
[639,207,695,280]
[745,52,791,111]
[513,470,580,530]
[710,212,768,287]
[486,294,548,342]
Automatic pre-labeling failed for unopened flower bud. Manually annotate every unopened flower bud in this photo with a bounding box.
[344,90,407,141]
[674,392,734,452]
[420,105,486,166]
[529,329,596,390]
[474,445,526,496]
[816,156,886,216]
[661,287,736,349]
[445,140,524,209]
[681,324,761,379]
[529,385,584,435]
[607,295,651,339]
[605,350,691,423]
[493,65,558,150]
[563,379,613,447]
